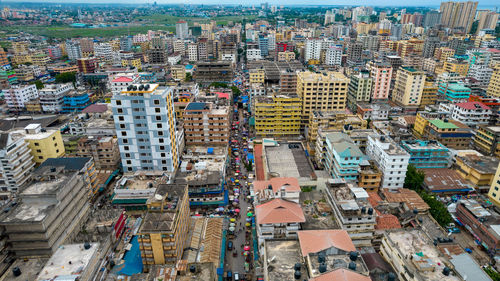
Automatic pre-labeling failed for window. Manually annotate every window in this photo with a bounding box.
[121,132,127,136]
[155,108,161,113]
[36,149,41,153]
[120,124,126,129]
[34,142,39,146]
[116,100,121,105]
[119,116,124,121]
[156,116,162,121]
[117,108,123,114]
[154,99,160,105]
[38,156,43,159]
[157,124,162,129]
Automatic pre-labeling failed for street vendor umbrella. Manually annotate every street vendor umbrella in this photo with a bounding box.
[230,223,236,227]
[195,214,201,216]
[246,218,252,222]
[244,246,250,251]
[247,195,252,199]
[232,202,238,206]
[247,212,253,217]
[230,218,236,222]
[232,140,238,143]
[236,170,240,173]
[235,180,239,183]
[229,227,235,232]
[235,209,240,213]
[234,199,239,203]
[245,222,251,227]
[243,251,249,256]
[235,157,240,161]
[236,122,240,124]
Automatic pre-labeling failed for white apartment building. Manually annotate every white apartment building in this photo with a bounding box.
[110,73,140,95]
[65,40,82,61]
[168,53,182,65]
[325,46,342,66]
[2,84,38,111]
[39,83,74,113]
[111,83,179,172]
[305,39,322,61]
[366,135,410,190]
[255,198,305,242]
[187,43,198,62]
[449,101,492,127]
[0,132,35,192]
[247,48,262,61]
[94,42,114,62]
[173,40,186,55]
[468,64,493,87]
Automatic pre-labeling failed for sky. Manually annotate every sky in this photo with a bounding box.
[3,0,499,8]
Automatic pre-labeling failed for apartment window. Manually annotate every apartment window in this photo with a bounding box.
[36,149,41,153]
[123,139,128,144]
[157,124,162,129]
[117,108,123,114]
[156,116,162,121]
[121,132,127,136]
[155,108,161,113]
[126,160,132,165]
[120,124,126,129]
[125,153,131,158]
[153,99,160,105]
[124,146,129,151]
[34,142,39,146]
[159,138,164,143]
[160,146,165,150]
[38,156,43,159]
[119,116,124,121]
[56,149,59,153]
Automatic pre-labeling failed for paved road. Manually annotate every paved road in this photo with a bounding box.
[225,95,254,279]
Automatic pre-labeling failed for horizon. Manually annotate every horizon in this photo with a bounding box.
[1,0,498,9]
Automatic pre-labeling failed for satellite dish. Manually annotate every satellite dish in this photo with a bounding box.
[155,194,163,200]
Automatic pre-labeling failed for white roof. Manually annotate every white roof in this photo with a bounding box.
[351,187,369,199]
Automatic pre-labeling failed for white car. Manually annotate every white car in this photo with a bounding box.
[234,272,240,281]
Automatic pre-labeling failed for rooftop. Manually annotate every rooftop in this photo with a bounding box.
[456,154,499,175]
[253,177,301,193]
[265,142,314,180]
[297,229,355,257]
[265,240,305,281]
[36,243,99,281]
[381,188,429,212]
[401,140,448,152]
[255,198,305,224]
[385,230,460,281]
[423,168,473,193]
[429,119,459,129]
[455,101,491,111]
[309,268,371,281]
[185,102,210,111]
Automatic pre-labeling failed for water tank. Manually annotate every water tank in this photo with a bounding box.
[133,85,137,91]
[84,242,91,250]
[294,270,301,280]
[349,251,358,261]
[318,254,325,263]
[189,265,196,273]
[442,267,450,276]
[413,209,419,214]
[348,261,357,271]
[319,263,327,273]
[387,272,396,281]
[145,84,150,90]
[109,260,115,268]
[268,185,273,190]
[361,207,366,214]
[138,85,144,91]
[380,136,386,142]
[367,208,374,215]
[12,267,21,277]
[294,263,301,271]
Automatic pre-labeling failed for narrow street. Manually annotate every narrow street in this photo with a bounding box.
[224,78,255,279]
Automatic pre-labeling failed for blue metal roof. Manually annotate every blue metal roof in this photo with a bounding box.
[186,102,207,111]
[38,157,91,171]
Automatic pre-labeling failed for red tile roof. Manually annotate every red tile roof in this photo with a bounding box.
[297,230,355,257]
[112,76,133,82]
[254,144,265,181]
[309,268,371,281]
[82,103,108,113]
[375,214,401,230]
[253,177,301,193]
[367,192,382,208]
[255,199,305,225]
[381,188,429,212]
[455,101,491,111]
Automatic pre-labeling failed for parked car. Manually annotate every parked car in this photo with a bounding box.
[227,241,233,250]
[234,272,240,281]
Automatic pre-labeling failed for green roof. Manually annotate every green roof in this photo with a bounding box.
[448,83,471,91]
[429,119,458,129]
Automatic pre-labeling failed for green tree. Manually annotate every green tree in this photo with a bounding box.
[470,20,479,35]
[369,14,379,23]
[230,86,241,99]
[404,165,425,190]
[32,80,44,90]
[334,14,345,22]
[185,72,192,82]
[209,82,228,88]
[55,72,76,83]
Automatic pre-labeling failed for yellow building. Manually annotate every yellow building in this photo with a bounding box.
[11,41,29,54]
[51,64,78,74]
[392,67,425,107]
[254,93,302,136]
[435,47,455,62]
[249,69,265,84]
[397,38,424,58]
[138,184,190,267]
[488,163,500,207]
[456,153,499,189]
[277,51,295,62]
[443,58,469,77]
[487,64,500,97]
[419,79,438,109]
[358,161,382,192]
[171,65,186,81]
[121,58,142,69]
[21,124,65,164]
[25,100,42,113]
[12,53,32,65]
[31,53,51,66]
[473,125,500,157]
[306,111,367,154]
[297,71,349,128]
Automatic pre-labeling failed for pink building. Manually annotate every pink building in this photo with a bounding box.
[368,62,392,100]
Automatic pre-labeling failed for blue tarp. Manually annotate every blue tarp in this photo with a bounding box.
[117,236,143,275]
[247,153,254,161]
[207,147,214,154]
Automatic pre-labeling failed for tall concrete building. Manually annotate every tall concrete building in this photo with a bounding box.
[0,157,95,257]
[296,71,349,128]
[476,10,499,33]
[176,20,189,39]
[439,1,478,34]
[112,84,179,173]
[347,70,373,112]
[367,61,392,100]
[65,40,82,61]
[0,132,35,192]
[392,67,426,107]
[423,10,442,28]
[487,64,500,98]
[183,102,229,145]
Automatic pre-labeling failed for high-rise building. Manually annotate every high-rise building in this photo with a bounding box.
[94,42,113,62]
[423,10,442,28]
[476,10,499,34]
[422,37,440,58]
[487,64,500,97]
[77,57,97,73]
[324,46,342,66]
[120,36,133,51]
[0,132,35,192]
[65,40,82,60]
[176,20,189,39]
[347,42,363,63]
[258,34,269,57]
[367,61,392,100]
[148,36,167,64]
[2,84,39,111]
[392,67,426,107]
[79,38,94,57]
[183,102,230,145]
[347,70,373,112]
[15,124,65,165]
[296,71,349,128]
[488,163,500,207]
[254,93,302,137]
[112,84,179,173]
[439,1,478,34]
